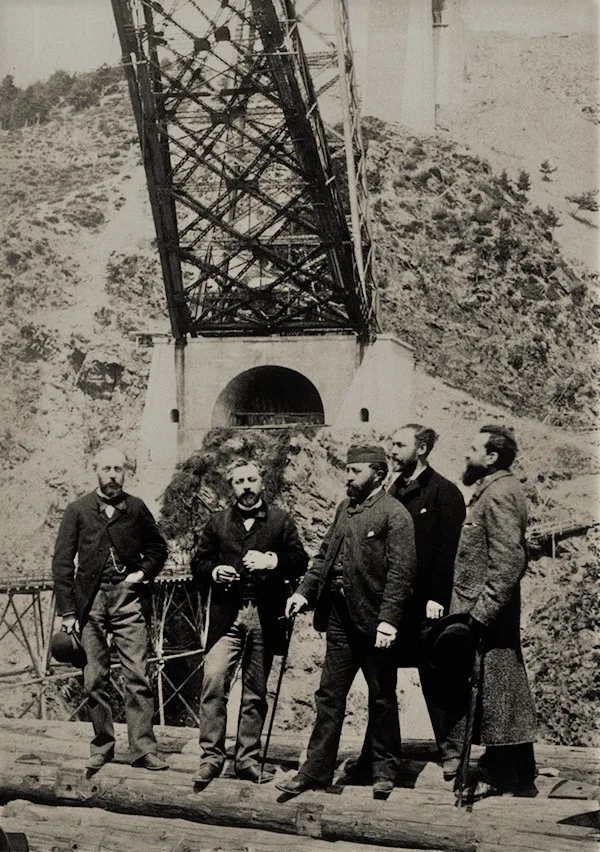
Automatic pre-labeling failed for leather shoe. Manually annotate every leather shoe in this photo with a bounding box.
[457,779,501,802]
[336,758,372,785]
[236,764,274,784]
[86,753,113,773]
[443,758,461,782]
[372,778,394,799]
[132,753,169,771]
[274,773,315,796]
[192,763,221,786]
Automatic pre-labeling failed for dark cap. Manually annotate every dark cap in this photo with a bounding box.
[51,631,86,668]
[347,445,387,465]
[421,613,475,675]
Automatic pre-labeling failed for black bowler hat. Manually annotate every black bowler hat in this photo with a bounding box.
[51,631,86,668]
[421,613,475,674]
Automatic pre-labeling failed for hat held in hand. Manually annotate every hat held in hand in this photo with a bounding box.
[51,630,86,668]
[421,613,475,675]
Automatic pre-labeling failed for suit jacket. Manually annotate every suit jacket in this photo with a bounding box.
[52,491,168,622]
[449,469,536,744]
[191,502,308,654]
[298,490,416,638]
[389,466,465,612]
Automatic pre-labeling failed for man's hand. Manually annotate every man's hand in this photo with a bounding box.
[243,550,278,571]
[285,593,308,618]
[426,600,444,620]
[60,614,79,634]
[214,565,240,584]
[375,621,397,649]
[123,570,145,585]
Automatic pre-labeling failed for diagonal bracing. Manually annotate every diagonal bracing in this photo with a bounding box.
[111,0,378,341]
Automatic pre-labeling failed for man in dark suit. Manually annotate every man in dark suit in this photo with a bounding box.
[390,424,466,777]
[52,447,168,773]
[339,426,466,782]
[190,459,308,786]
[276,445,416,799]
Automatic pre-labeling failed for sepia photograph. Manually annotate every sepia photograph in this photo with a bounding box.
[0,1,598,850]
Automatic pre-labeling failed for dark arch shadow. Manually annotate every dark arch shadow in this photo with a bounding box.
[212,365,325,428]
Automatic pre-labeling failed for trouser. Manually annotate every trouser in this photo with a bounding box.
[299,595,401,786]
[418,657,465,763]
[199,602,274,771]
[353,653,465,775]
[81,578,157,762]
[479,743,536,788]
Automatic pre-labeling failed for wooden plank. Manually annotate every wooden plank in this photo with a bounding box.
[1,799,424,852]
[1,727,597,803]
[1,719,598,780]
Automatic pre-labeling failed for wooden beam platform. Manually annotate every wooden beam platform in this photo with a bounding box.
[0,719,597,851]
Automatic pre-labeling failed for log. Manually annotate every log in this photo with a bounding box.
[1,799,419,852]
[1,750,599,852]
[0,754,480,851]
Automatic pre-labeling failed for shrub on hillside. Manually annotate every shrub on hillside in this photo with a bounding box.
[525,532,600,747]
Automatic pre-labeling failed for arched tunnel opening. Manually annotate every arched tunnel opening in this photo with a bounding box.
[212,366,325,427]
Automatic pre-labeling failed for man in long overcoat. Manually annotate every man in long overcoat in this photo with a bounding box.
[276,445,416,799]
[449,425,536,796]
[52,446,168,773]
[190,459,308,786]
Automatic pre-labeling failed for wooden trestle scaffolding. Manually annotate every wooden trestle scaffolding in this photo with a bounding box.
[0,518,595,724]
[0,565,203,725]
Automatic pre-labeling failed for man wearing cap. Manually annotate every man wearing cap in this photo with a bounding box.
[449,425,536,798]
[52,446,168,773]
[190,458,308,786]
[277,445,416,799]
[346,424,466,782]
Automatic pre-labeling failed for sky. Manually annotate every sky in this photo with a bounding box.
[0,0,597,87]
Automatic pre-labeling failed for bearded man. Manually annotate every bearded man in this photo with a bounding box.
[449,425,537,798]
[52,447,168,773]
[346,424,466,782]
[276,445,416,799]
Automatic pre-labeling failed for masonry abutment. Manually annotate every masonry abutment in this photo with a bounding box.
[136,334,414,508]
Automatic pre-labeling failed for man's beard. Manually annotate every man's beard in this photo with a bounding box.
[238,491,261,508]
[102,481,123,498]
[461,463,488,486]
[346,482,371,503]
[394,455,418,477]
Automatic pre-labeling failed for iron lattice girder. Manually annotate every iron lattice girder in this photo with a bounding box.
[111,0,377,339]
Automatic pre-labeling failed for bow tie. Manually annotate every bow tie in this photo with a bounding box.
[98,492,125,507]
[236,503,263,519]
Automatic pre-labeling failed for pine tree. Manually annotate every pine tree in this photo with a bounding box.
[565,190,599,216]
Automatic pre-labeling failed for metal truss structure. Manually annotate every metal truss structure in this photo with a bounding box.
[0,575,203,725]
[110,0,378,341]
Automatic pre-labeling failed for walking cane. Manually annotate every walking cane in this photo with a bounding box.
[455,635,484,807]
[259,614,296,782]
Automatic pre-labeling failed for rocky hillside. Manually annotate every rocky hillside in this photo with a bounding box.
[363,118,597,426]
[0,72,598,744]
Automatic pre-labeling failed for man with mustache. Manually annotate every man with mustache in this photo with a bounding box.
[449,425,536,798]
[191,459,308,786]
[52,446,168,773]
[277,445,416,799]
[344,424,466,782]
